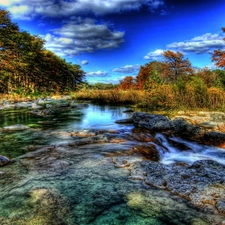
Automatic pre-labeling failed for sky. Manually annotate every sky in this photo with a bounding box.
[0,0,225,84]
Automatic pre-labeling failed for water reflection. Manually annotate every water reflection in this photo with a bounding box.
[0,104,133,157]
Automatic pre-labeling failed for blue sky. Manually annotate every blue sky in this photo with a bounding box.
[0,0,225,84]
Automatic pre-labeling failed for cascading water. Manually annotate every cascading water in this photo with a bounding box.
[155,133,225,165]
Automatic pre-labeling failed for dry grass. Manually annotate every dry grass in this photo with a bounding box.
[71,86,225,111]
[2,85,225,111]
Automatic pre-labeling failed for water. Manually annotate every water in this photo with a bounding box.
[0,104,133,157]
[0,103,225,224]
[156,133,225,166]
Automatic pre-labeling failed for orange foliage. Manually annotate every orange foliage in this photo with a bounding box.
[162,50,193,82]
[212,27,225,69]
[136,61,164,89]
[119,76,135,90]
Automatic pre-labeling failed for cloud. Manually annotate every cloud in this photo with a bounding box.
[43,18,124,56]
[112,64,140,73]
[167,33,225,54]
[0,0,164,19]
[144,32,225,60]
[143,49,165,60]
[81,60,89,65]
[86,71,109,77]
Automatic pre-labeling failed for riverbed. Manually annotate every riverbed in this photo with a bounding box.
[0,102,225,224]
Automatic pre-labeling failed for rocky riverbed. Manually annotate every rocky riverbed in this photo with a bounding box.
[1,98,225,224]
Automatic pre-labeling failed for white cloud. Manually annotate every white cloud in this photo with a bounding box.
[167,33,225,54]
[112,64,140,73]
[86,71,109,77]
[0,0,164,19]
[43,18,124,57]
[81,60,89,65]
[144,32,225,60]
[143,49,165,60]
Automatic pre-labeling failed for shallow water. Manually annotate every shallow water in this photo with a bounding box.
[0,104,133,157]
[0,103,225,224]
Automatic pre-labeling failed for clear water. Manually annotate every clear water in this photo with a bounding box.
[0,103,225,224]
[0,104,133,158]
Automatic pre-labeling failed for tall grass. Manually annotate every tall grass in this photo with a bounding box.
[2,85,225,111]
[71,85,225,111]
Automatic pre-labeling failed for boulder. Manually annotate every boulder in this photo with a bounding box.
[132,112,171,131]
[171,117,204,140]
[202,131,225,147]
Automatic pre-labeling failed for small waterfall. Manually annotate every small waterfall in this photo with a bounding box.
[155,133,225,165]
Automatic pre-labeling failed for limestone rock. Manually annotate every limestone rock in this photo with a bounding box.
[132,112,171,131]
[135,144,160,161]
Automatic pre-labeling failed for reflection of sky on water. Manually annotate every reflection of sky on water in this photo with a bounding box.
[64,104,134,131]
[0,104,134,157]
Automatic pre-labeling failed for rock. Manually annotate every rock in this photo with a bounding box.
[171,118,204,140]
[115,117,133,124]
[216,200,225,214]
[131,128,156,142]
[132,112,171,131]
[128,159,225,214]
[202,131,225,147]
[3,124,30,131]
[0,156,10,166]
[70,103,89,108]
[30,109,55,117]
[135,144,160,161]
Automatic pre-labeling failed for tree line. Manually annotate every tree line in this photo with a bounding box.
[0,9,85,95]
[119,28,225,92]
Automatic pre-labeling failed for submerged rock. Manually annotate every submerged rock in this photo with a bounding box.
[3,124,30,131]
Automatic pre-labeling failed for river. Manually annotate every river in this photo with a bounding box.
[0,103,224,224]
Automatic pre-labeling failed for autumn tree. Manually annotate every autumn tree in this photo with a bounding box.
[212,28,225,69]
[0,8,85,94]
[196,67,221,88]
[136,61,164,90]
[119,76,135,90]
[162,50,193,83]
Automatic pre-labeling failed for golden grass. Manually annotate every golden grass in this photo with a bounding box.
[1,85,225,111]
[71,86,225,111]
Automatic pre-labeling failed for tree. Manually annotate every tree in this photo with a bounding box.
[0,8,85,94]
[136,61,164,90]
[212,28,225,69]
[162,50,193,83]
[119,76,135,90]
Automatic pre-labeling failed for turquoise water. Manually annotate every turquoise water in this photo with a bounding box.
[0,103,225,224]
[0,104,133,157]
